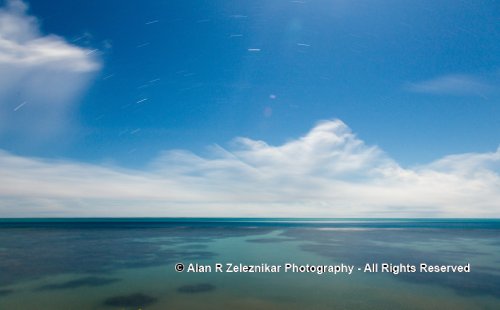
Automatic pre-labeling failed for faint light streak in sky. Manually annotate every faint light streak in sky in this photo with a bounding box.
[13,101,27,111]
[86,49,98,55]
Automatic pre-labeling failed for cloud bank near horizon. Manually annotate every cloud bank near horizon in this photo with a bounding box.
[0,119,498,217]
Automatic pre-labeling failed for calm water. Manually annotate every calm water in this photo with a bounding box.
[0,219,499,309]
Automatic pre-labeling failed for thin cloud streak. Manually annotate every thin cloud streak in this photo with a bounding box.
[0,120,498,217]
[406,74,494,97]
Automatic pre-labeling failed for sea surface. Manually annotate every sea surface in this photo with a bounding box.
[0,218,499,309]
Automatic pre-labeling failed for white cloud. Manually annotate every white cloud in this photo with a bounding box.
[0,119,498,217]
[0,0,100,140]
[406,74,493,97]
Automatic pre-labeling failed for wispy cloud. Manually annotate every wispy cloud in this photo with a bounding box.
[0,0,100,140]
[0,119,498,217]
[406,74,494,97]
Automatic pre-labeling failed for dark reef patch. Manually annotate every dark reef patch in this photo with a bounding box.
[179,243,209,249]
[103,293,157,308]
[36,276,120,291]
[0,288,13,297]
[177,283,216,294]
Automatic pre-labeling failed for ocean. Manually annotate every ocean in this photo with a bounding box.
[0,218,499,309]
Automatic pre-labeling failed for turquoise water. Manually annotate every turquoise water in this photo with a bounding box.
[0,219,499,309]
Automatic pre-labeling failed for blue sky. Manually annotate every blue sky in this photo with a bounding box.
[0,0,499,217]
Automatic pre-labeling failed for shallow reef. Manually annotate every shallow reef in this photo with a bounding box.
[103,292,158,308]
[177,283,216,294]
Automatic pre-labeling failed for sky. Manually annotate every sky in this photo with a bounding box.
[0,0,499,217]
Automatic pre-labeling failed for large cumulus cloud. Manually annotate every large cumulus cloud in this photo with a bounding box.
[0,0,100,140]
